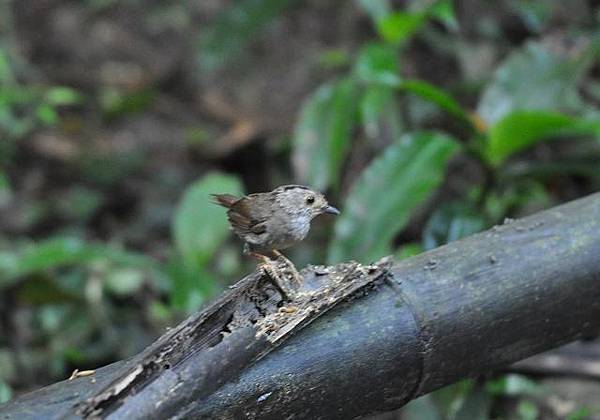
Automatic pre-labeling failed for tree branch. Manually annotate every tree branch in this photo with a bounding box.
[2,192,600,420]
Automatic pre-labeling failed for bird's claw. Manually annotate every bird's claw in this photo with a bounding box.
[259,256,302,301]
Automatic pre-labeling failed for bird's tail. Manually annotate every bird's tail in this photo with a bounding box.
[210,193,239,208]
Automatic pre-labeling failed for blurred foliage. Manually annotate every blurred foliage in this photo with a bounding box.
[1,0,600,417]
[170,173,243,311]
[0,47,81,156]
[293,78,360,191]
[328,131,458,263]
[476,39,598,125]
[197,0,297,70]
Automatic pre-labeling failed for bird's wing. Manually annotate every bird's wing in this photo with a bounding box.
[226,195,269,236]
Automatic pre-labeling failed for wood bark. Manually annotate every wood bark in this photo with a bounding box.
[1,192,599,419]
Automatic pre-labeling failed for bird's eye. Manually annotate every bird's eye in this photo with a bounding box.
[306,195,315,205]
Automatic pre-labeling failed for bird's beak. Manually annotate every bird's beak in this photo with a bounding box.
[322,205,340,215]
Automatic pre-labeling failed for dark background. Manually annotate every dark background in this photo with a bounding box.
[1,0,599,418]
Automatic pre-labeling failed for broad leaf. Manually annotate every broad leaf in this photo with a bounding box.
[477,40,594,124]
[400,79,471,123]
[44,87,82,106]
[353,43,409,139]
[292,79,359,191]
[485,110,600,166]
[328,131,459,263]
[173,172,243,272]
[360,85,404,140]
[0,237,156,289]
[429,0,458,31]
[171,172,242,311]
[167,255,216,312]
[354,43,401,86]
[377,11,427,45]
[357,0,455,32]
[486,374,543,397]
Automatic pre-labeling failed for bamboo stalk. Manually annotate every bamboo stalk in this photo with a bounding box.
[2,192,599,420]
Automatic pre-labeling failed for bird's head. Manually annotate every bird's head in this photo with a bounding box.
[274,185,340,220]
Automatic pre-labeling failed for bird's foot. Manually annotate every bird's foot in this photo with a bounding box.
[271,250,302,288]
[248,251,301,301]
[260,260,296,300]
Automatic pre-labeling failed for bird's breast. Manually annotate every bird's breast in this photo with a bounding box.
[264,214,311,250]
[286,215,311,241]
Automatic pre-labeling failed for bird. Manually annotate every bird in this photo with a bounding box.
[211,185,339,299]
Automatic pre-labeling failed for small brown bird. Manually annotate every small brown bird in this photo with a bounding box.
[212,185,339,298]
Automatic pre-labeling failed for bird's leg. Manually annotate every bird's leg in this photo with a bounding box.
[244,247,295,300]
[271,249,302,288]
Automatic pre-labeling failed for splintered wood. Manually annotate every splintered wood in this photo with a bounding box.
[77,257,393,419]
[253,257,393,343]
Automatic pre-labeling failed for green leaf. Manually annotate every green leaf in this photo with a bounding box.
[567,407,593,420]
[0,237,157,289]
[395,242,423,260]
[292,79,360,191]
[100,88,156,118]
[357,74,472,128]
[354,43,401,87]
[328,131,459,263]
[44,87,82,106]
[477,40,594,124]
[198,0,295,70]
[105,268,145,296]
[173,172,243,273]
[36,104,58,125]
[7,238,151,278]
[485,110,600,166]
[399,79,471,123]
[167,255,216,312]
[0,380,12,404]
[486,374,543,397]
[430,0,458,31]
[377,11,427,45]
[360,85,404,140]
[517,400,539,420]
[317,48,351,70]
[423,201,487,250]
